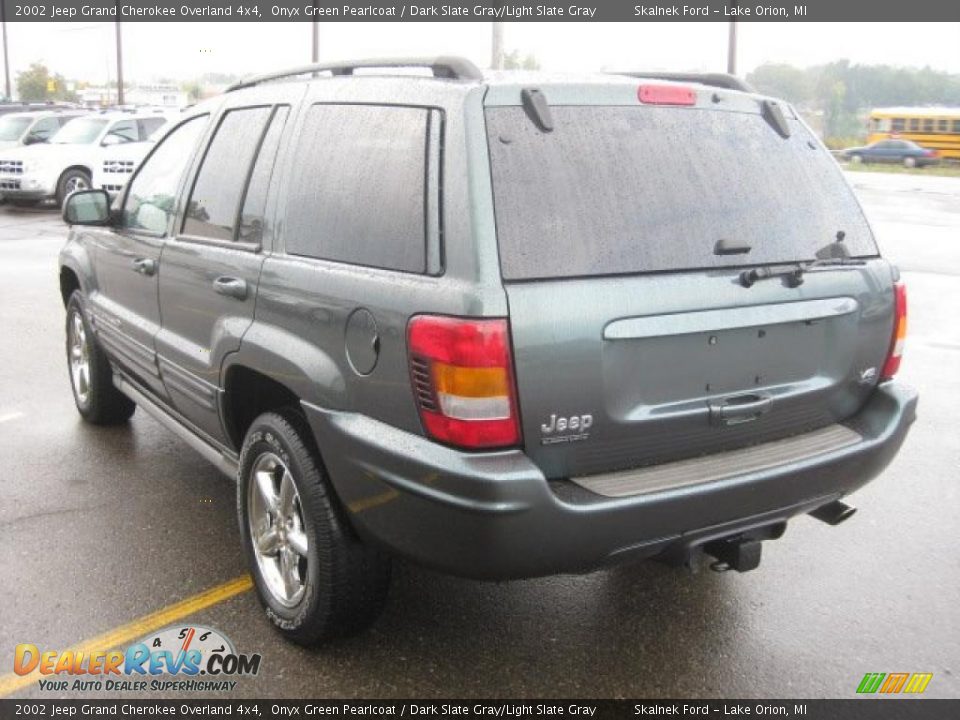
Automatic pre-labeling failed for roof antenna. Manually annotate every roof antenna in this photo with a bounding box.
[521,88,553,132]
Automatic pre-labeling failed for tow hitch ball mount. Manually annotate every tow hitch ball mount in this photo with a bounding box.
[704,500,857,573]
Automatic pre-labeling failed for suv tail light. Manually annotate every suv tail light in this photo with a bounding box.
[408,316,521,450]
[881,281,907,380]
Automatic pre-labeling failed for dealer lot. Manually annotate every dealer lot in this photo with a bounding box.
[0,172,958,699]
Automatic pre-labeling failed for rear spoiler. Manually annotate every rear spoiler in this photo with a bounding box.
[608,72,755,94]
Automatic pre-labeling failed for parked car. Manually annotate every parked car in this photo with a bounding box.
[0,110,85,150]
[0,111,169,206]
[93,120,172,197]
[58,59,917,646]
[841,139,939,167]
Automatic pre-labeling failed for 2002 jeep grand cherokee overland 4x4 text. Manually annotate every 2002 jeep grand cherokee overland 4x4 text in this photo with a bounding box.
[58,58,918,645]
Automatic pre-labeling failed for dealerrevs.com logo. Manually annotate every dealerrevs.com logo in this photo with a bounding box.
[14,625,261,693]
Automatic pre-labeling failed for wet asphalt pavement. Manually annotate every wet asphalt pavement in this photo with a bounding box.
[0,172,958,699]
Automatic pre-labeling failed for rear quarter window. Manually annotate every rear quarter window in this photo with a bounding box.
[486,105,878,280]
[284,104,429,274]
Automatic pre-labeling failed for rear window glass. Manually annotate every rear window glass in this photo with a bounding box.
[486,106,878,280]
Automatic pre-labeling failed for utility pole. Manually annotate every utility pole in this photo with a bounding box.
[115,20,124,105]
[726,21,738,75]
[1,4,10,100]
[491,22,504,70]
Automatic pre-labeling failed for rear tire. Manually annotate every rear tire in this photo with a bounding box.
[238,410,391,645]
[65,291,136,425]
[849,154,863,164]
[56,168,92,206]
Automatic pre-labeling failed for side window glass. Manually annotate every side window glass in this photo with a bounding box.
[138,117,166,139]
[122,116,207,235]
[237,106,289,244]
[285,104,429,273]
[105,120,138,144]
[182,107,272,242]
[29,117,59,140]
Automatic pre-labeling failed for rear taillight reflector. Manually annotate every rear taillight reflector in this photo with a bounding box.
[638,84,696,106]
[881,281,907,380]
[407,316,521,450]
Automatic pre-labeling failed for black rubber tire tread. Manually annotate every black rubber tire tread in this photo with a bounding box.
[238,409,391,645]
[66,291,136,425]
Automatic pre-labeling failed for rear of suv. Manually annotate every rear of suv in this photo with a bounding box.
[58,58,917,646]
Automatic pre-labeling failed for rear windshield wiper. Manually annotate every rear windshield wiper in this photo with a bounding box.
[807,230,866,268]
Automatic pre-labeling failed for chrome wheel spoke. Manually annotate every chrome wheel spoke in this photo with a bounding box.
[280,547,299,599]
[279,471,296,517]
[287,528,308,557]
[254,469,279,514]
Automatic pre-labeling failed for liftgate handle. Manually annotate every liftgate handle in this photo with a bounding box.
[708,393,773,426]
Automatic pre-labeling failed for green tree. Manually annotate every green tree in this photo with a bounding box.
[16,62,77,102]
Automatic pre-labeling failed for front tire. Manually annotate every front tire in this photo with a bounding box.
[65,292,136,424]
[849,154,863,164]
[56,168,92,206]
[903,156,917,168]
[238,410,391,645]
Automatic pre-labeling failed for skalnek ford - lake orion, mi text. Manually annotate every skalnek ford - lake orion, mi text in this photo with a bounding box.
[635,4,806,16]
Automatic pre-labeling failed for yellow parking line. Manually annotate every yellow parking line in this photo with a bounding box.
[0,575,253,698]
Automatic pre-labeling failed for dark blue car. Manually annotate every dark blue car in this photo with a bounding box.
[841,139,939,168]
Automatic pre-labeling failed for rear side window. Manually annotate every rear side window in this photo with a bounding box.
[182,106,273,242]
[237,106,289,244]
[285,104,429,273]
[486,105,878,280]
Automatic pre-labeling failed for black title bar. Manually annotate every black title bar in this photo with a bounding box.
[0,700,957,720]
[1,0,959,22]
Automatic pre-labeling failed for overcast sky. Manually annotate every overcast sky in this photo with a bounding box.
[5,22,960,86]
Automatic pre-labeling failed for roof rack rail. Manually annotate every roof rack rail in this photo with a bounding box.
[609,71,756,94]
[227,56,484,92]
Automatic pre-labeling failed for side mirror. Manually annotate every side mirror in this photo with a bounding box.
[100,134,124,146]
[63,190,112,226]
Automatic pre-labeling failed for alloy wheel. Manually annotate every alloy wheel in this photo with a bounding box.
[247,452,310,607]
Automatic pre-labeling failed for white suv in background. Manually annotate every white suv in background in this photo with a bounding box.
[0,111,170,206]
[0,110,85,150]
[93,119,172,198]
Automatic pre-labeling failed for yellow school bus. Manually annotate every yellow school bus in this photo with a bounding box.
[868,107,960,159]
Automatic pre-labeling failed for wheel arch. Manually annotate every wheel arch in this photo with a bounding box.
[59,265,82,307]
[220,365,303,451]
[60,164,94,180]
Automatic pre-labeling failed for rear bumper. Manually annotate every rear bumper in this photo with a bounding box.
[303,382,917,580]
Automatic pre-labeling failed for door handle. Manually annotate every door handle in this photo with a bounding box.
[708,393,773,427]
[131,258,156,276]
[213,276,248,300]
